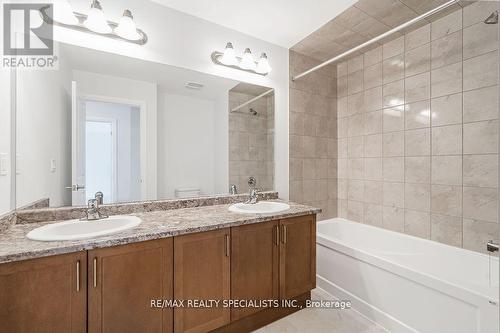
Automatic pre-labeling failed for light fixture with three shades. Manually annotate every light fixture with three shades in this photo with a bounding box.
[212,42,272,75]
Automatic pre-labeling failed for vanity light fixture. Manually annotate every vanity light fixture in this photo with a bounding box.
[211,42,272,75]
[39,0,148,45]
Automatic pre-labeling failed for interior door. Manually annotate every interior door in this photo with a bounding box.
[71,81,86,205]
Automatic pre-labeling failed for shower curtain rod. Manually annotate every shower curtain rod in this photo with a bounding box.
[292,0,460,81]
[231,88,275,112]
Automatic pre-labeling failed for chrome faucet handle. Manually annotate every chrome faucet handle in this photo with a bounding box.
[487,240,499,253]
[229,184,238,195]
[95,191,104,205]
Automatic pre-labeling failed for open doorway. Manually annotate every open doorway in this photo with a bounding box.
[77,99,141,205]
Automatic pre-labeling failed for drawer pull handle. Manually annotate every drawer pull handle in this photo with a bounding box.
[93,258,97,288]
[274,225,279,245]
[76,260,80,292]
[282,225,287,244]
[225,234,230,257]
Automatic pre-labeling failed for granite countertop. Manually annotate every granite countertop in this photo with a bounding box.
[0,200,320,264]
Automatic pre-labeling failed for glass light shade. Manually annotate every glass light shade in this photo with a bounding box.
[240,48,256,70]
[115,10,141,40]
[219,42,237,66]
[84,1,111,34]
[53,0,78,25]
[256,53,272,74]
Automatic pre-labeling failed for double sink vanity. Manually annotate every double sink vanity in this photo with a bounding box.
[0,193,319,333]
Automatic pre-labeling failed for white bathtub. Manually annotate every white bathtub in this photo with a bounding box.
[316,218,499,333]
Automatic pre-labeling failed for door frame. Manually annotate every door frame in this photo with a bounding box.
[77,93,147,201]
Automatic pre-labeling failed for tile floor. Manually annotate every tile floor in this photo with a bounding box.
[254,289,387,333]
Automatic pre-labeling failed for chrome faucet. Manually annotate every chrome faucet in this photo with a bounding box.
[82,192,108,221]
[245,177,259,204]
[229,184,238,195]
[487,240,499,253]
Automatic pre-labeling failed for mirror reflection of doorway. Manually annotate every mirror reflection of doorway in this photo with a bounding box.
[78,100,141,205]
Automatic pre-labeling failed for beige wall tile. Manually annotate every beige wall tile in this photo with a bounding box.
[337,96,348,118]
[364,180,383,204]
[405,24,430,51]
[431,184,462,217]
[463,86,499,123]
[348,54,364,74]
[383,80,405,108]
[405,183,431,211]
[348,158,364,179]
[463,219,499,254]
[432,155,462,186]
[383,206,404,232]
[431,8,462,41]
[405,72,431,103]
[289,180,303,202]
[383,182,405,208]
[364,86,383,112]
[383,157,405,182]
[431,214,462,247]
[431,30,462,69]
[337,61,348,77]
[348,179,364,201]
[405,209,431,238]
[364,45,383,67]
[463,22,498,60]
[338,117,348,138]
[405,128,431,156]
[463,154,498,188]
[348,200,364,222]
[432,125,462,155]
[338,179,348,199]
[348,114,365,137]
[364,203,383,226]
[383,54,405,84]
[405,44,430,77]
[405,156,431,184]
[348,92,365,115]
[364,134,383,157]
[405,101,431,129]
[348,70,364,95]
[364,110,383,135]
[338,158,348,179]
[431,62,462,98]
[463,0,500,27]
[383,131,405,157]
[365,157,383,181]
[338,199,348,218]
[338,138,348,158]
[431,93,462,126]
[463,187,498,223]
[337,75,348,97]
[348,136,364,158]
[364,63,383,89]
[463,120,498,154]
[463,51,499,91]
[383,36,405,59]
[383,107,405,132]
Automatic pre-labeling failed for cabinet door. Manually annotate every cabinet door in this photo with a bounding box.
[231,220,279,321]
[174,229,230,333]
[279,215,316,299]
[0,252,87,333]
[88,238,173,333]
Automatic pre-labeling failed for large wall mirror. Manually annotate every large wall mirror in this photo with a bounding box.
[15,42,274,208]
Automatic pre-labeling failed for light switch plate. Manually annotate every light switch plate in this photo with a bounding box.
[0,153,7,176]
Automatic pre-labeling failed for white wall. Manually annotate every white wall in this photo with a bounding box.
[73,70,158,200]
[158,93,225,198]
[0,72,11,214]
[54,0,289,199]
[16,55,72,208]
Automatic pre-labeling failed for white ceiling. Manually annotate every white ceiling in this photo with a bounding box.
[150,0,357,48]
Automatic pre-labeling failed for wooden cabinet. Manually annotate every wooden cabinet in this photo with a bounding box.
[0,251,87,333]
[279,215,316,299]
[88,238,173,333]
[230,220,279,321]
[174,228,231,333]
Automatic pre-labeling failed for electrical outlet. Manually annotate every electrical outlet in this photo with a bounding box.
[50,158,56,173]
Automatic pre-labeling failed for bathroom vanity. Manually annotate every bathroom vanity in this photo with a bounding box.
[0,199,318,333]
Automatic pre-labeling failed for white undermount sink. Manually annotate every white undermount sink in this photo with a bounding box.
[228,201,290,214]
[26,215,142,241]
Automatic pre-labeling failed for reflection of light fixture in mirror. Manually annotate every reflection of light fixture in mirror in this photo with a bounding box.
[115,9,141,41]
[84,0,111,34]
[39,2,148,45]
[53,0,78,25]
[211,43,271,76]
[240,48,256,70]
[256,53,272,74]
[220,42,237,66]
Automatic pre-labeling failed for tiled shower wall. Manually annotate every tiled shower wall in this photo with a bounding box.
[336,2,499,253]
[229,92,274,193]
[289,51,337,220]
